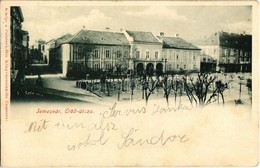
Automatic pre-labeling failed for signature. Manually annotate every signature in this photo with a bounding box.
[118,128,189,149]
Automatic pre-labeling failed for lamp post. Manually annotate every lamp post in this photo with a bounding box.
[238,75,244,100]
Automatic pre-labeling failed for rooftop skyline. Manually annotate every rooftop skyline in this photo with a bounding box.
[20,5,252,45]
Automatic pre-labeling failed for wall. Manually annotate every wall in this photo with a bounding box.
[162,48,201,71]
[132,43,162,61]
[61,44,71,76]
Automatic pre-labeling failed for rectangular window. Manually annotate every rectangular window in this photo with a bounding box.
[105,50,110,58]
[240,50,243,57]
[155,51,158,59]
[177,64,179,69]
[146,51,149,59]
[224,49,228,56]
[105,64,111,71]
[124,50,128,57]
[94,64,100,71]
[184,64,186,69]
[168,64,172,70]
[116,50,121,58]
[176,55,179,60]
[230,49,234,56]
[94,49,99,58]
[136,51,140,59]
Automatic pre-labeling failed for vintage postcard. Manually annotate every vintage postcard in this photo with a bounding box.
[1,0,259,167]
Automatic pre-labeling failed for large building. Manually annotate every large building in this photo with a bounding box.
[10,7,29,95]
[48,28,203,78]
[157,33,201,73]
[125,30,163,75]
[197,31,252,72]
[59,29,131,78]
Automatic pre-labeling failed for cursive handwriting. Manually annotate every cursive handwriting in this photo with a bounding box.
[102,102,146,119]
[25,119,50,133]
[53,117,117,131]
[118,128,189,149]
[67,131,109,151]
[153,102,192,115]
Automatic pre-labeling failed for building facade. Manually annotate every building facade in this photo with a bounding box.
[60,29,131,78]
[10,7,29,95]
[200,53,217,73]
[197,31,252,72]
[125,30,163,75]
[158,33,201,73]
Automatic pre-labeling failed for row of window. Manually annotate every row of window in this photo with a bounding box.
[136,51,159,59]
[168,64,196,70]
[221,57,251,63]
[73,47,129,60]
[202,58,212,62]
[93,49,128,59]
[163,50,199,58]
[221,49,250,57]
[93,63,112,71]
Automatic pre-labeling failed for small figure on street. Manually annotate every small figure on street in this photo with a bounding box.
[35,74,43,87]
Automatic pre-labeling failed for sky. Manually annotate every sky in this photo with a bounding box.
[20,5,252,46]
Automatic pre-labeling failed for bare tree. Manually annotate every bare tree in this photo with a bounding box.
[171,75,183,105]
[161,74,172,106]
[183,73,227,107]
[142,73,159,106]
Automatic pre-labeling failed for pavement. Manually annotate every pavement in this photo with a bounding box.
[24,74,105,105]
[22,72,252,108]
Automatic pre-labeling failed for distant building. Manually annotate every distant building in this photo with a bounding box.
[30,39,46,63]
[48,33,72,71]
[157,33,201,73]
[197,31,252,72]
[61,29,131,78]
[10,7,29,95]
[124,30,163,75]
[200,53,217,73]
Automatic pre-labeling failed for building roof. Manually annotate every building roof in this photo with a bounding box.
[66,29,130,46]
[126,30,161,44]
[158,36,200,50]
[55,33,73,47]
[200,53,217,62]
[196,31,252,51]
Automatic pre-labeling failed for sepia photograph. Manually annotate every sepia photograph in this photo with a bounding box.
[1,1,258,167]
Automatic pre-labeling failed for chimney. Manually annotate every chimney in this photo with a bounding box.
[120,28,123,32]
[83,25,86,29]
[105,27,110,31]
[175,33,179,38]
[160,32,164,36]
